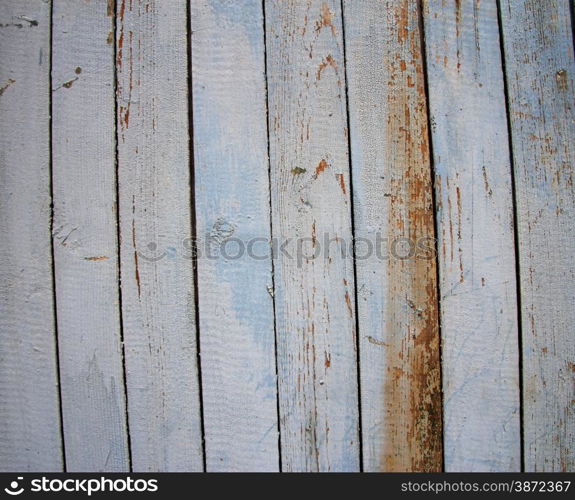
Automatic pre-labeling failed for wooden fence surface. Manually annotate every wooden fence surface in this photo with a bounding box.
[0,0,573,472]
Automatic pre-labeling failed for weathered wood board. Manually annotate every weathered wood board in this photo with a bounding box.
[0,0,63,472]
[423,0,521,471]
[0,0,573,474]
[116,0,204,472]
[191,0,280,472]
[500,0,575,472]
[265,0,360,471]
[343,0,443,472]
[52,0,129,471]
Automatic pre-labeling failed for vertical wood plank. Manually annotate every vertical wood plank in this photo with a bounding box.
[423,0,521,471]
[343,0,442,471]
[265,0,360,471]
[500,0,575,471]
[52,0,129,471]
[191,0,279,472]
[116,0,204,472]
[0,0,63,472]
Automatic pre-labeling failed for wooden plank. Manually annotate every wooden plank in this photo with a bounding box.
[500,0,575,472]
[191,0,279,472]
[422,0,521,471]
[343,0,442,472]
[0,0,63,472]
[116,0,203,472]
[265,0,360,471]
[52,0,129,471]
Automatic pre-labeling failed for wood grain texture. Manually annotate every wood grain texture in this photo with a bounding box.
[500,0,575,472]
[52,0,129,471]
[0,0,63,472]
[116,0,203,472]
[343,0,442,472]
[191,0,279,472]
[265,0,360,471]
[423,0,521,471]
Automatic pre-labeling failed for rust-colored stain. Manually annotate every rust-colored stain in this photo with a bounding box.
[83,256,109,261]
[117,0,133,131]
[335,173,346,195]
[311,221,317,247]
[316,54,338,80]
[107,31,114,45]
[397,2,409,43]
[316,2,336,37]
[344,291,353,317]
[455,0,462,38]
[380,0,442,472]
[315,158,329,176]
[107,0,114,17]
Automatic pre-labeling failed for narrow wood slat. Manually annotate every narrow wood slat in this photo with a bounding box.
[191,0,280,472]
[423,0,521,471]
[52,0,129,471]
[265,0,360,471]
[500,0,575,471]
[343,0,442,472]
[116,0,203,471]
[0,0,63,472]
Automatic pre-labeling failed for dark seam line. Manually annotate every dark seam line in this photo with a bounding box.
[112,0,133,472]
[48,0,67,473]
[261,0,284,473]
[417,0,446,472]
[570,0,575,56]
[340,0,364,473]
[186,0,208,472]
[496,0,525,472]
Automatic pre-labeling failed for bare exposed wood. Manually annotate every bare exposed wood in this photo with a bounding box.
[343,0,442,472]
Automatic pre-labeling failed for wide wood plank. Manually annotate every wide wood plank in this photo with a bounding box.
[423,0,521,471]
[52,0,129,471]
[116,0,204,472]
[500,0,575,472]
[0,0,63,472]
[343,0,442,472]
[265,0,360,471]
[191,0,280,472]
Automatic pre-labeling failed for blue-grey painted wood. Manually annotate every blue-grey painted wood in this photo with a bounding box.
[191,0,280,471]
[423,0,521,472]
[52,0,129,471]
[343,0,442,471]
[265,0,360,471]
[0,0,63,472]
[116,0,204,472]
[500,0,575,472]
